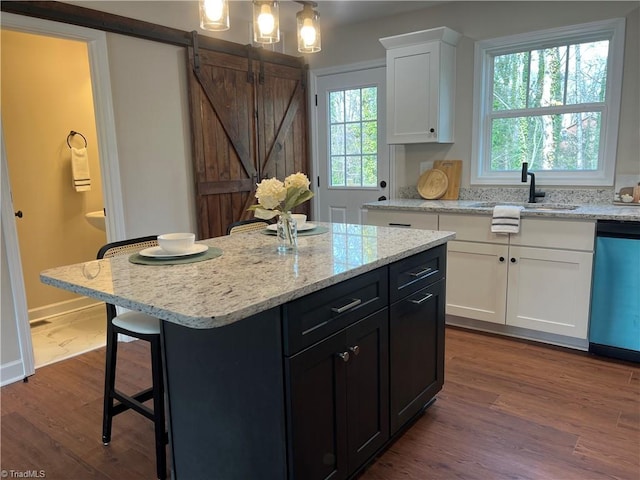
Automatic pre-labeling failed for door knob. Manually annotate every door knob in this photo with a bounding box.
[349,345,360,356]
[499,256,505,262]
[337,351,350,363]
[510,258,517,263]
[380,180,387,188]
[14,210,23,218]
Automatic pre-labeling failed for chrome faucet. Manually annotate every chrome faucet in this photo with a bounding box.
[521,162,545,203]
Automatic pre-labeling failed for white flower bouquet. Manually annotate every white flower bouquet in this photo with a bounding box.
[249,172,314,219]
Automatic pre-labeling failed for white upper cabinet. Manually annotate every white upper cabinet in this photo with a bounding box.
[380,27,461,144]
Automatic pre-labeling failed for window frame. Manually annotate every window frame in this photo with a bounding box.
[470,18,625,186]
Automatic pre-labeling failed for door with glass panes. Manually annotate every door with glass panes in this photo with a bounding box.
[315,67,389,224]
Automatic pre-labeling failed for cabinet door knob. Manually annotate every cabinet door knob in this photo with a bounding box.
[14,210,23,218]
[349,345,360,356]
[510,258,517,263]
[499,256,505,262]
[337,351,350,363]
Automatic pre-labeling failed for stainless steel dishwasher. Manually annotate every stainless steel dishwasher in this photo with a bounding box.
[589,220,640,362]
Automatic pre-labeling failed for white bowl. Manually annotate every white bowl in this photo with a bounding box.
[620,194,634,203]
[291,214,307,227]
[157,233,195,254]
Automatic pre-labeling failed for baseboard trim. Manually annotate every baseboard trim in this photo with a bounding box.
[446,314,589,351]
[29,297,103,323]
[1,359,26,387]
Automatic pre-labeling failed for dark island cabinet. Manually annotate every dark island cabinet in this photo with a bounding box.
[285,308,389,480]
[390,279,445,434]
[162,245,447,480]
[389,245,446,434]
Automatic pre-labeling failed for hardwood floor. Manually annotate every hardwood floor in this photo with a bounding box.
[1,327,638,479]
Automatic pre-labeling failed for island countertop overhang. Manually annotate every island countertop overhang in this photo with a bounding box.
[40,223,454,329]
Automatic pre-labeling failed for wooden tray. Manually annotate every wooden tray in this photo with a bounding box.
[433,160,462,200]
[417,169,448,200]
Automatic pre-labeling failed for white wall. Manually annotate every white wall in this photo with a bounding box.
[105,34,195,237]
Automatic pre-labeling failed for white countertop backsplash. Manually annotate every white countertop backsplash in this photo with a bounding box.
[398,186,616,204]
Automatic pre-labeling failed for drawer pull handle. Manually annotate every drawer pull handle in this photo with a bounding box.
[349,345,360,356]
[388,223,411,227]
[331,298,362,314]
[337,351,350,363]
[409,293,433,305]
[409,267,433,277]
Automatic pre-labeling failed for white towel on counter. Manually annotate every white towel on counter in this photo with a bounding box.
[491,205,524,234]
[71,147,91,192]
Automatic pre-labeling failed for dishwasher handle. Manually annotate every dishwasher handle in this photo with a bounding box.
[597,220,640,239]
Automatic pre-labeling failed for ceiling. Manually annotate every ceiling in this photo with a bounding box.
[291,1,443,30]
[234,1,444,32]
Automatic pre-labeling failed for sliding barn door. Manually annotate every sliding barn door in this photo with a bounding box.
[188,43,309,239]
[256,61,309,196]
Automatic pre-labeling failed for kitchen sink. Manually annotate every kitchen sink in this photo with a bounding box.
[470,202,578,211]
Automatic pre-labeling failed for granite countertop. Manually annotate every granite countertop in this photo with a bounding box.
[364,199,640,221]
[40,223,454,330]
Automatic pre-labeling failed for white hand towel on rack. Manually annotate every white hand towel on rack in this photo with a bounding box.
[71,147,91,192]
[491,205,524,234]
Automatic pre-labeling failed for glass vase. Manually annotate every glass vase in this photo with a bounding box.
[277,211,298,253]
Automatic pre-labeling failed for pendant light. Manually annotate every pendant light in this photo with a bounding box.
[200,0,230,31]
[253,1,280,44]
[296,2,321,53]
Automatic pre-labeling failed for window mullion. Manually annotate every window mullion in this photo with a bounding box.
[563,43,570,105]
[490,103,605,119]
[525,50,531,109]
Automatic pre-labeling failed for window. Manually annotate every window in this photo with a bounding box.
[471,19,625,186]
[329,86,378,188]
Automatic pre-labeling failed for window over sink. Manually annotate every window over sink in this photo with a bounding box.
[471,19,625,186]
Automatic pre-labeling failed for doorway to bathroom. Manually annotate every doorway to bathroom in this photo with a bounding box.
[1,13,126,373]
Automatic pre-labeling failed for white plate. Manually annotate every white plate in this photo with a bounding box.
[266,223,316,232]
[139,244,208,258]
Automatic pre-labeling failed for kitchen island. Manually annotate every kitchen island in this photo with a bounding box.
[41,223,455,480]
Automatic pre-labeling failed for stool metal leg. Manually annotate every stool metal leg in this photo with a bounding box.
[150,336,167,480]
[102,322,118,445]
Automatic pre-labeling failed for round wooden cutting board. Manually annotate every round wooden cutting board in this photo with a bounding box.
[417,169,449,200]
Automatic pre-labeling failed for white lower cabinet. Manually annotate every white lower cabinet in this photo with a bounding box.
[441,214,595,340]
[506,246,593,338]
[446,240,507,324]
[365,210,439,230]
[364,210,595,340]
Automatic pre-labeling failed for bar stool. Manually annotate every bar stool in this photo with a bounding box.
[97,236,167,480]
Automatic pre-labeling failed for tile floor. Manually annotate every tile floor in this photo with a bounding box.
[30,304,107,368]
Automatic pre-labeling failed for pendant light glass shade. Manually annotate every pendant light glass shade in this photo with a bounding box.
[296,4,321,53]
[200,0,230,31]
[253,1,280,44]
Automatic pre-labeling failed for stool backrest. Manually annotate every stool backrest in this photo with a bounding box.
[227,218,270,235]
[98,235,159,260]
[97,235,158,321]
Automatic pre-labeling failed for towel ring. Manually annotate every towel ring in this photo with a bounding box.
[67,130,88,148]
